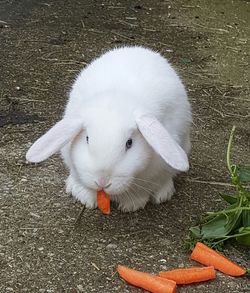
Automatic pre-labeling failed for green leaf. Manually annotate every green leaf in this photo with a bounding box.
[236,227,250,246]
[226,209,242,230]
[242,210,250,226]
[190,214,230,239]
[220,194,237,204]
[189,225,203,239]
[237,165,250,183]
[190,209,242,240]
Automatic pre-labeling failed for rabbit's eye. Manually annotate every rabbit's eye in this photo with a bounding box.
[86,136,89,144]
[126,138,133,150]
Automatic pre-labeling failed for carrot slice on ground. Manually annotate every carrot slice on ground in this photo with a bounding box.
[191,242,246,277]
[97,190,110,215]
[159,266,216,284]
[117,265,176,293]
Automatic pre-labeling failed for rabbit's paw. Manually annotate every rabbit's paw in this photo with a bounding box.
[66,175,97,209]
[152,178,175,204]
[117,193,150,212]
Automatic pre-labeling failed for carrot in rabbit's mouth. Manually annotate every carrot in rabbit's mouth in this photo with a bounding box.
[97,190,110,215]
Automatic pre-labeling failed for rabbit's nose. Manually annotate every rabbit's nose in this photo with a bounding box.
[95,176,112,189]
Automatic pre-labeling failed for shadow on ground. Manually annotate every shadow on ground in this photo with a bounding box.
[0,0,249,292]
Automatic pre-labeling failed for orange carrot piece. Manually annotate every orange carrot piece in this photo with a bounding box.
[159,266,216,284]
[191,242,246,277]
[117,265,176,293]
[97,190,110,215]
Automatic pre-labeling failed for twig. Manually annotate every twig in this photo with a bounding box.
[227,125,236,175]
[230,85,243,88]
[80,20,85,29]
[181,5,201,8]
[208,106,225,118]
[186,178,234,187]
[143,27,157,32]
[118,20,138,27]
[91,262,100,270]
[193,22,229,33]
[108,6,125,9]
[112,31,134,41]
[223,96,250,102]
[74,206,86,225]
[126,17,137,20]
[9,97,46,103]
[38,57,58,61]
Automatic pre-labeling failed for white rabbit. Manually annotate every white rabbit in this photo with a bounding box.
[26,46,192,212]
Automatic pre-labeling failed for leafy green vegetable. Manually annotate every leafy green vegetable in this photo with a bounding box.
[190,214,228,239]
[236,227,250,246]
[189,126,250,248]
[242,210,250,226]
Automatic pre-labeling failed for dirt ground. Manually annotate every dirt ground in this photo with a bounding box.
[0,0,249,292]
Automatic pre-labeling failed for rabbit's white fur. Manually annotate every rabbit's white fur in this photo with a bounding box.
[62,46,191,211]
[27,46,192,212]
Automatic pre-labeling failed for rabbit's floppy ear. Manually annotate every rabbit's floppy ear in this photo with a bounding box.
[135,113,189,172]
[26,119,83,163]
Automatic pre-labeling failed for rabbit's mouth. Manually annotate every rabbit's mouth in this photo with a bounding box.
[110,176,135,194]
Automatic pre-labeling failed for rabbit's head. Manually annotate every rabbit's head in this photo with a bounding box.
[26,99,189,195]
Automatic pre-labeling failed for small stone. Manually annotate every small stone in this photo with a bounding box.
[161,264,169,270]
[77,285,84,292]
[159,259,167,263]
[106,243,118,250]
[6,288,13,292]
